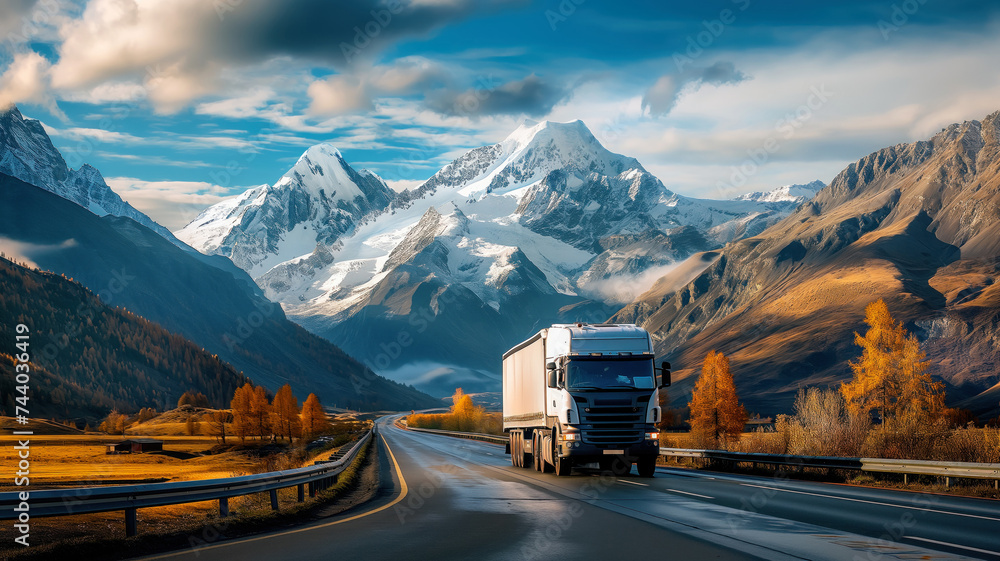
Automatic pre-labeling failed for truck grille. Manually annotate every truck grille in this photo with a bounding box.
[579,401,644,445]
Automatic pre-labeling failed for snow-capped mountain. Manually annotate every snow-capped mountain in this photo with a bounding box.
[176,144,395,277]
[734,180,825,204]
[0,105,179,243]
[180,119,820,395]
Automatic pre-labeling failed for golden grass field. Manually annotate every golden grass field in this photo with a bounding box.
[0,412,369,559]
[0,433,264,490]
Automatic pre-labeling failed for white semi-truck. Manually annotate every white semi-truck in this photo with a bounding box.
[502,323,669,477]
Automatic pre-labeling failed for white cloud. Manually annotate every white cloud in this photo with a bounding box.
[0,52,63,117]
[196,88,278,119]
[106,177,237,230]
[307,75,373,116]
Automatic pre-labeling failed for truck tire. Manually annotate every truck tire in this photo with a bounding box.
[533,433,542,472]
[637,456,656,478]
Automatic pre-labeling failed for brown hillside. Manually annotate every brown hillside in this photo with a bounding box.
[614,110,1000,418]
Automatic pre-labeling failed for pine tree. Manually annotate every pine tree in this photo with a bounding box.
[301,393,331,439]
[688,351,748,449]
[841,299,944,423]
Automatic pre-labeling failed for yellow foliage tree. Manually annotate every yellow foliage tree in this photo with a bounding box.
[688,351,748,449]
[300,393,331,439]
[272,384,301,441]
[251,385,273,439]
[451,388,484,432]
[841,299,944,423]
[230,383,254,443]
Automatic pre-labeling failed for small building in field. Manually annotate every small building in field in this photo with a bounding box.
[106,438,163,454]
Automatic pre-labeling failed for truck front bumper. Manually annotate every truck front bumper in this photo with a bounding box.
[557,438,659,460]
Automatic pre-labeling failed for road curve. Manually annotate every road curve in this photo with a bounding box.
[134,418,998,561]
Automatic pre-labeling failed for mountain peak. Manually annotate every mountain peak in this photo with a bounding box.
[299,142,344,162]
[504,118,597,151]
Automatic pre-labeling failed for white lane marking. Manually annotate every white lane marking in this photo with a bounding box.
[617,479,648,487]
[906,536,1000,557]
[739,483,1000,522]
[666,489,714,499]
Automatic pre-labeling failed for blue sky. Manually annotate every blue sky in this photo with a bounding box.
[2,0,1000,229]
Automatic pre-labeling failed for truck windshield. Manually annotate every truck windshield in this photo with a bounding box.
[566,358,655,390]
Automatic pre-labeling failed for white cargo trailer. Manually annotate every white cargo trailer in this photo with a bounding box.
[503,323,669,477]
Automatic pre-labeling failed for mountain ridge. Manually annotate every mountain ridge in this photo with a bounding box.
[614,109,1000,418]
[179,119,822,396]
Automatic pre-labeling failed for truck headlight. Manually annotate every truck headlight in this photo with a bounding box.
[645,432,660,440]
[563,432,580,441]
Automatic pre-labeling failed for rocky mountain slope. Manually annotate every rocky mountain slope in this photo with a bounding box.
[0,106,180,244]
[176,144,395,277]
[614,111,1000,418]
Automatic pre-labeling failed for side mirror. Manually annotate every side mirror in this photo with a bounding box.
[546,361,556,371]
[659,361,671,388]
[547,368,558,388]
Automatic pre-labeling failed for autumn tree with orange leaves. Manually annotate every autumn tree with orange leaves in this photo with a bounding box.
[689,351,747,449]
[301,393,332,439]
[272,384,301,441]
[231,383,254,442]
[840,299,944,424]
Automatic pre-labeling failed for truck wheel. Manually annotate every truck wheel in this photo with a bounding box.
[637,456,656,478]
[532,433,542,472]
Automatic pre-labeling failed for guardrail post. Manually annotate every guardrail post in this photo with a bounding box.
[308,481,316,497]
[125,508,137,537]
[269,489,279,511]
[945,476,951,488]
[297,484,305,502]
[219,497,229,517]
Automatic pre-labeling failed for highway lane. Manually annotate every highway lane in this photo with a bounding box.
[134,418,998,561]
[135,417,768,561]
[647,465,1000,560]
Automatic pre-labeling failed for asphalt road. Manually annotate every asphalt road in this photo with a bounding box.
[136,418,999,561]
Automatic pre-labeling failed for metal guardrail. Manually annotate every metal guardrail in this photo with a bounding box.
[660,447,1000,487]
[861,457,1000,485]
[0,429,372,536]
[398,423,508,445]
